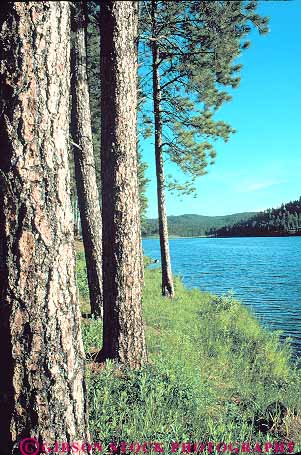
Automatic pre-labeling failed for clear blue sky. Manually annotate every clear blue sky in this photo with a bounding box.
[142,1,301,219]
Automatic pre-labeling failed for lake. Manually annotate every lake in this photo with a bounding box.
[142,237,301,357]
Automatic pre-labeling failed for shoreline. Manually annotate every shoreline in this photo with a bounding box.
[80,257,301,446]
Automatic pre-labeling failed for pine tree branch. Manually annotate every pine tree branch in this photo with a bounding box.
[160,73,189,90]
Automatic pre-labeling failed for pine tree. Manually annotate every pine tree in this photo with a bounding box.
[100,0,147,368]
[84,2,150,225]
[71,1,103,318]
[139,0,268,296]
[0,3,89,453]
[86,2,101,164]
[138,149,150,227]
[150,0,175,297]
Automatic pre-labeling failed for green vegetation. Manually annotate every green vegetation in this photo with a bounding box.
[212,197,301,237]
[142,212,256,238]
[77,251,301,452]
[143,197,301,238]
[139,1,268,195]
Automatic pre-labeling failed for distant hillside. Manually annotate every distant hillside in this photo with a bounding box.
[142,212,257,237]
[211,197,301,237]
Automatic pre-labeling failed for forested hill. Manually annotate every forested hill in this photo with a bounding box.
[142,212,256,237]
[211,197,301,237]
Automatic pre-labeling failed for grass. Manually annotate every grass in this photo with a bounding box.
[77,251,301,453]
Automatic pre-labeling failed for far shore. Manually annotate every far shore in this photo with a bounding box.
[142,233,301,240]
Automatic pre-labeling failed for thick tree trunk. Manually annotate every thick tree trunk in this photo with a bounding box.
[0,3,89,454]
[100,0,147,368]
[71,2,103,318]
[151,0,175,297]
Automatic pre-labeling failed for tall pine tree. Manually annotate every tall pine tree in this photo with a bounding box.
[139,0,268,296]
[100,0,147,368]
[0,3,89,452]
[71,1,103,318]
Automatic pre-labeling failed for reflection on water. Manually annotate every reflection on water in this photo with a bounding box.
[143,237,301,356]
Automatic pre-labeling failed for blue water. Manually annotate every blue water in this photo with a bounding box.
[142,237,301,356]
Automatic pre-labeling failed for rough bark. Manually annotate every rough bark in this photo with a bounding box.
[100,0,147,368]
[0,3,89,453]
[71,1,103,318]
[151,0,175,297]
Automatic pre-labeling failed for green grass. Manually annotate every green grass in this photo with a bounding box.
[77,253,301,453]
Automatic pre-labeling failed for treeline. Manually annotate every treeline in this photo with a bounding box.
[211,197,301,237]
[71,2,150,236]
[0,1,269,451]
[77,0,269,297]
[0,2,146,450]
[142,212,256,237]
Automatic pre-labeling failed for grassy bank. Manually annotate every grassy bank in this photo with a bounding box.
[77,251,301,452]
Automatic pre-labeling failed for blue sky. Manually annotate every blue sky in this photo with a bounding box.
[142,1,301,219]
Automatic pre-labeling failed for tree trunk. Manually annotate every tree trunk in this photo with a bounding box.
[151,0,175,297]
[71,1,103,318]
[100,0,147,368]
[0,3,89,453]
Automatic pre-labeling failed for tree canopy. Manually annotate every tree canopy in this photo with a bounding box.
[139,0,269,193]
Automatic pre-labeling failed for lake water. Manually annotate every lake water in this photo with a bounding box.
[142,237,301,357]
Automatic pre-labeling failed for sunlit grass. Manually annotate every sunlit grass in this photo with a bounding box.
[76,250,301,453]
